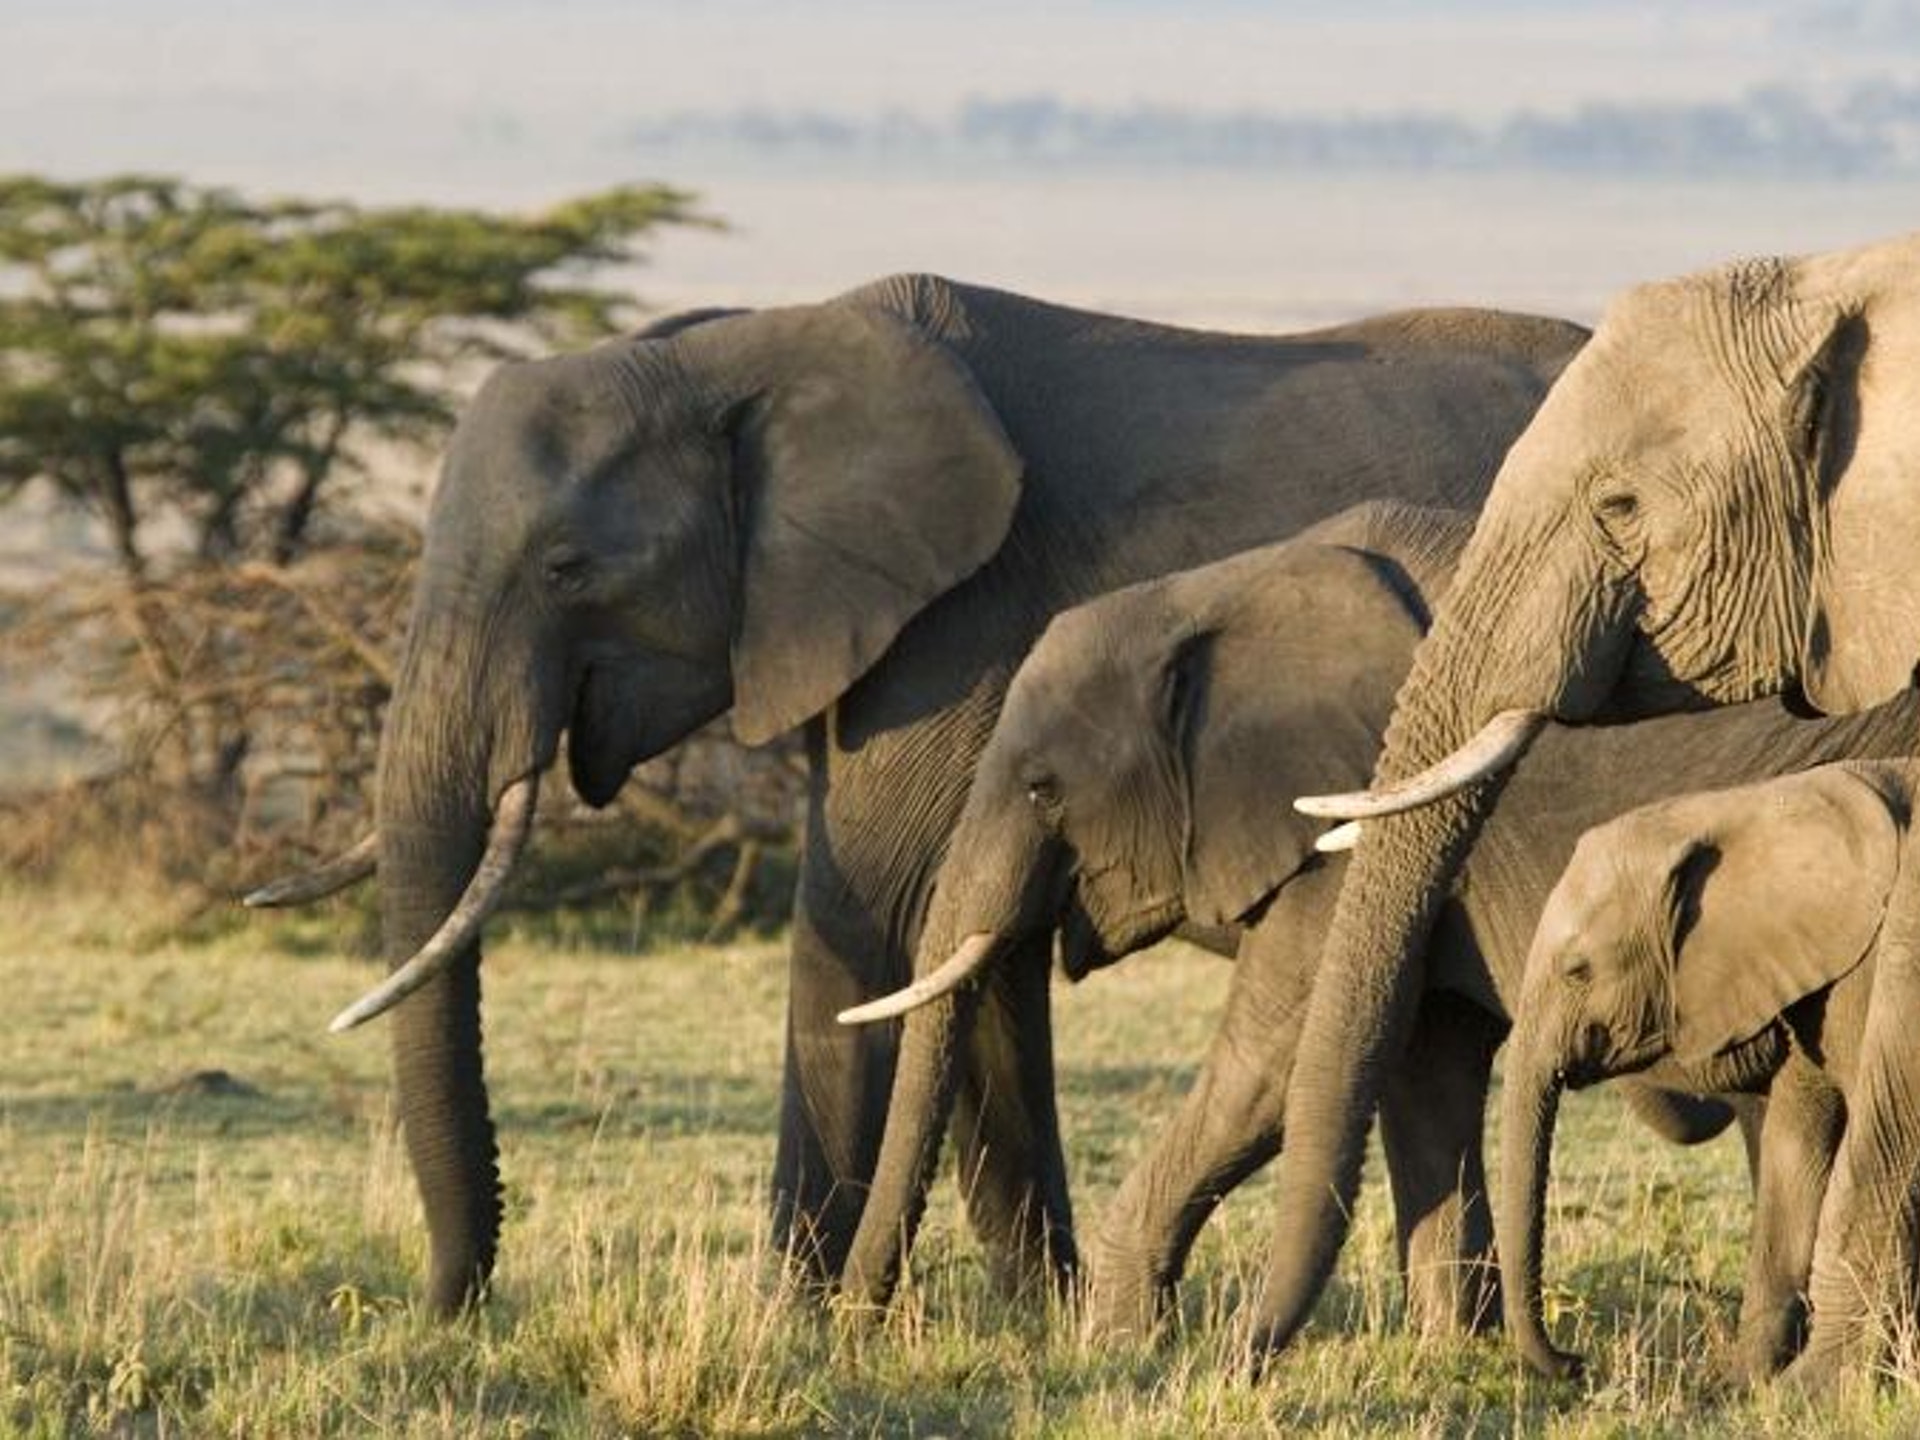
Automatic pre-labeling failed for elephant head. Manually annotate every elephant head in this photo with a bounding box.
[836,510,1456,1303]
[260,300,1024,1311]
[1496,762,1902,1377]
[1258,232,1920,1353]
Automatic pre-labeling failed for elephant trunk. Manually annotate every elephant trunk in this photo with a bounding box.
[839,792,1056,1306]
[372,599,554,1314]
[382,815,501,1313]
[1496,1038,1582,1378]
[1248,508,1628,1357]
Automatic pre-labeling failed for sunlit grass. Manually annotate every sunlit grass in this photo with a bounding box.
[0,887,1911,1435]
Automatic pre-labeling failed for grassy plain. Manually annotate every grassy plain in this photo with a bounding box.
[0,887,1913,1437]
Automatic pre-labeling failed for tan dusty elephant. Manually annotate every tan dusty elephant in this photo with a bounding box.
[835,500,1917,1343]
[1252,230,1920,1367]
[1500,760,1920,1390]
[247,276,1587,1314]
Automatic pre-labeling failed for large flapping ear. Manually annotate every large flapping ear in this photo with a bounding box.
[1175,543,1429,926]
[695,305,1023,745]
[1802,299,1920,713]
[1668,764,1901,1066]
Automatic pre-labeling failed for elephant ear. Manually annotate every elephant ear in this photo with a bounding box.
[1801,307,1920,713]
[1175,543,1429,927]
[696,305,1023,745]
[1668,765,1900,1067]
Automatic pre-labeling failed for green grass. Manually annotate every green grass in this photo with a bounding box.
[0,888,1914,1436]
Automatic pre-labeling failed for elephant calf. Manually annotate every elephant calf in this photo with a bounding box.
[840,500,1878,1335]
[1500,758,1920,1393]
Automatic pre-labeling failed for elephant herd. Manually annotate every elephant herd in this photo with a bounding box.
[252,230,1920,1394]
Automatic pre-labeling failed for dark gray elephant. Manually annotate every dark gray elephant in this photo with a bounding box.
[251,276,1588,1312]
[837,502,1913,1339]
[1251,231,1920,1361]
[1501,760,1919,1391]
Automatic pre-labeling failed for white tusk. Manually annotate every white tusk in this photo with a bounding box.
[836,932,999,1025]
[243,832,378,907]
[328,777,539,1034]
[1315,821,1362,854]
[1293,708,1546,821]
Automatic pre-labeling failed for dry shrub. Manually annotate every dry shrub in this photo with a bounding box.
[0,534,803,933]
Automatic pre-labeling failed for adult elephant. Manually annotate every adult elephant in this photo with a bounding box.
[840,501,1916,1347]
[256,274,1586,1314]
[1252,231,1920,1360]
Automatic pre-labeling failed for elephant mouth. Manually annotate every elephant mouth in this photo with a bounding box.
[1059,882,1183,979]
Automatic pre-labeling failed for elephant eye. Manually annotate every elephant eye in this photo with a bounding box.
[1594,490,1638,526]
[1025,776,1061,812]
[1589,480,1644,556]
[543,546,594,598]
[1560,953,1593,985]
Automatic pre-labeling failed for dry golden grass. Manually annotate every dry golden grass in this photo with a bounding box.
[1,885,1915,1436]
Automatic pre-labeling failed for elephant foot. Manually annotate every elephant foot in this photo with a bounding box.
[1775,1346,1848,1399]
[1518,1338,1585,1383]
[1403,1255,1501,1339]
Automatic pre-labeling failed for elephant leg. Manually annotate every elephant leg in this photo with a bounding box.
[1084,870,1337,1337]
[1785,876,1920,1393]
[949,933,1077,1301]
[771,896,904,1286]
[1378,988,1503,1338]
[1733,1056,1843,1381]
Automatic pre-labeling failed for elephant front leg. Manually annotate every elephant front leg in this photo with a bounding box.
[1733,1054,1841,1381]
[949,935,1078,1301]
[1086,868,1334,1337]
[772,893,906,1287]
[1379,989,1503,1338]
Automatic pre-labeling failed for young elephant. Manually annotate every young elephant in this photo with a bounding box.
[837,500,1846,1332]
[1500,760,1920,1391]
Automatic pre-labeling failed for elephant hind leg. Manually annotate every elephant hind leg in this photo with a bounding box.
[1379,988,1504,1338]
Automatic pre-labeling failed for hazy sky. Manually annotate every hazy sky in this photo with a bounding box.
[8,1,1916,192]
[5,2,1917,323]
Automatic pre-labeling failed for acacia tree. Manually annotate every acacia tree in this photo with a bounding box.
[0,175,709,812]
[0,174,707,574]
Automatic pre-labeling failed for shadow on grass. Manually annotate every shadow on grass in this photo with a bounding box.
[504,1071,782,1139]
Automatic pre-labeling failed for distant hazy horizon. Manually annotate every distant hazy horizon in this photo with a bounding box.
[7,1,1920,324]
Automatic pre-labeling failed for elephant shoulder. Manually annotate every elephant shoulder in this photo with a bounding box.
[830,273,975,339]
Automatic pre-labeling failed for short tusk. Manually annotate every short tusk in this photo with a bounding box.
[1315,820,1362,854]
[328,776,539,1035]
[1293,708,1546,821]
[836,932,999,1025]
[243,832,378,908]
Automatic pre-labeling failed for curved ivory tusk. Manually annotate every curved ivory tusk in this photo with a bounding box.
[1314,820,1363,854]
[1293,708,1546,821]
[327,776,539,1035]
[835,932,999,1025]
[243,832,379,908]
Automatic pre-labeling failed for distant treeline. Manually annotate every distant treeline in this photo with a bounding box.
[627,82,1920,179]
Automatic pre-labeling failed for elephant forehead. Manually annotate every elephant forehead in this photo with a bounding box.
[1560,817,1666,920]
[457,351,650,478]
